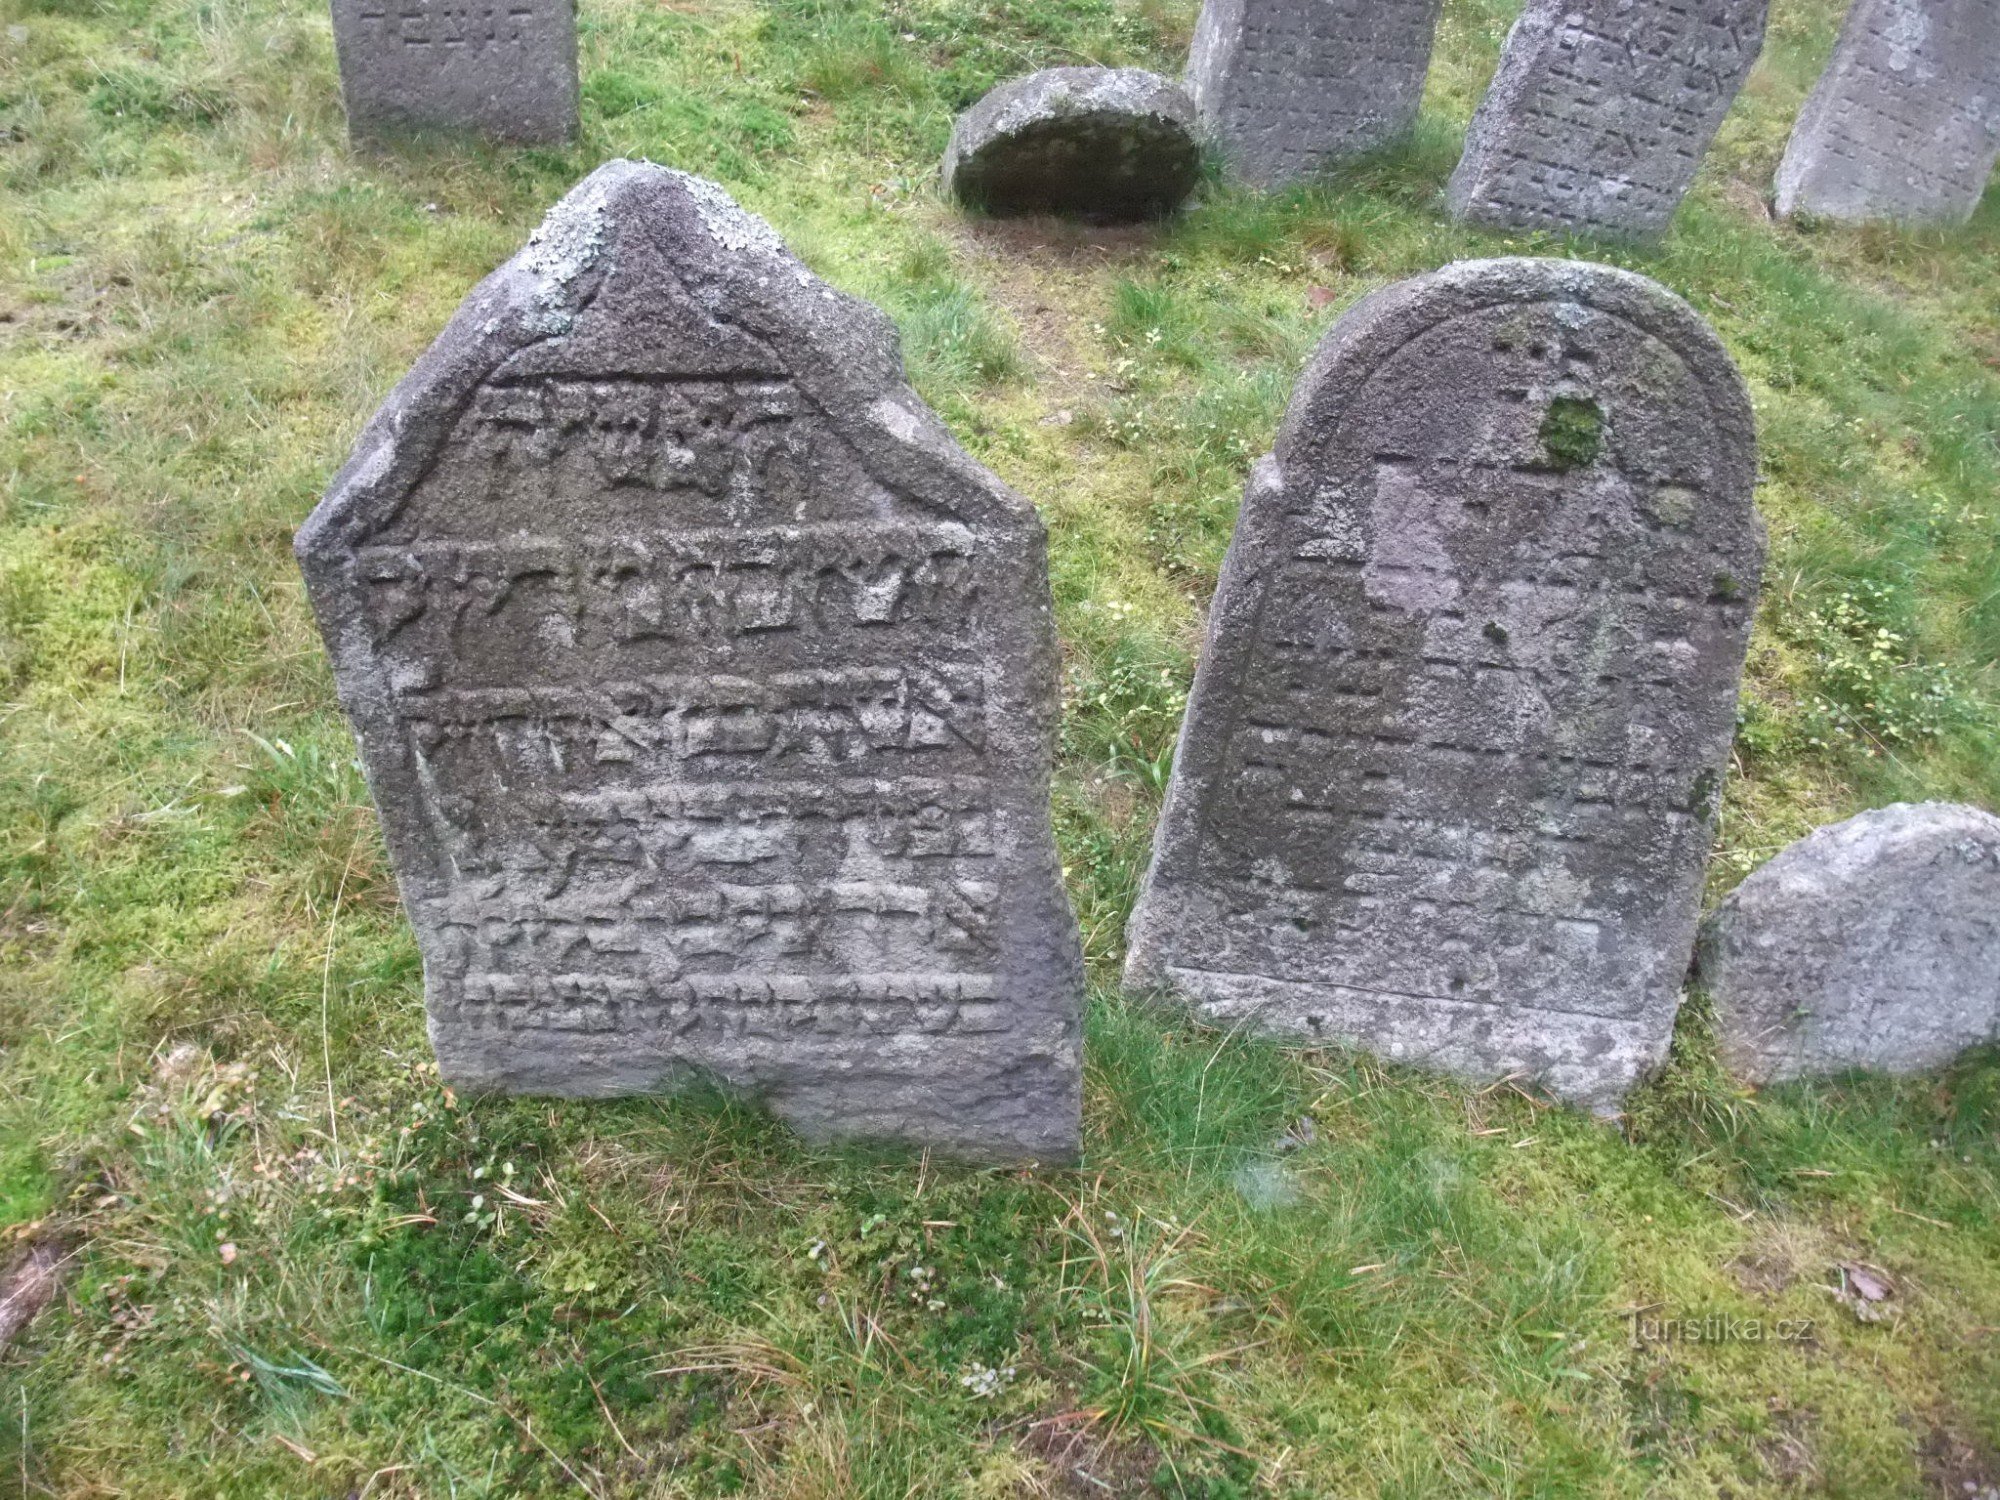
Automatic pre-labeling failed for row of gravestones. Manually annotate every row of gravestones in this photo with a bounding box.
[328,0,2000,233]
[943,0,2000,234]
[299,163,2000,1164]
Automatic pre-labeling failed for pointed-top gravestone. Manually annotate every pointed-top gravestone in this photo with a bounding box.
[1186,0,1446,188]
[1126,258,1764,1110]
[330,0,578,143]
[297,162,1084,1163]
[1446,0,1770,240]
[1775,0,2000,226]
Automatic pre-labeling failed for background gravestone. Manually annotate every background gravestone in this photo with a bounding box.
[1700,803,2000,1082]
[330,0,578,143]
[1774,0,2000,225]
[943,68,1200,221]
[1125,258,1764,1110]
[1445,0,1770,239]
[1185,0,1446,188]
[296,162,1084,1163]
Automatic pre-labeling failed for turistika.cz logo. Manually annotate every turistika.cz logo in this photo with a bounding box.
[1628,1310,1816,1347]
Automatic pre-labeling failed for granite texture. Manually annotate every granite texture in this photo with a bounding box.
[1125,257,1764,1110]
[1700,802,2000,1082]
[1186,0,1445,188]
[1775,0,2000,225]
[1445,0,1770,240]
[297,161,1084,1163]
[943,67,1200,221]
[331,0,578,143]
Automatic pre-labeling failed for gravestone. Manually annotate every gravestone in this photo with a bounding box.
[1446,0,1770,239]
[943,68,1201,221]
[1700,803,2000,1082]
[1186,0,1446,188]
[330,0,578,143]
[1775,0,2000,225]
[297,162,1084,1162]
[1125,258,1764,1109]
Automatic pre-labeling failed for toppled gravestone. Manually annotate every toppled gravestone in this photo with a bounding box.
[1125,258,1765,1110]
[1775,0,2000,226]
[1446,0,1770,239]
[330,0,578,143]
[1186,0,1446,188]
[943,67,1201,221]
[296,162,1085,1163]
[1700,803,2000,1083]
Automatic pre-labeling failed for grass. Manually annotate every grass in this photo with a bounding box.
[0,0,1996,1491]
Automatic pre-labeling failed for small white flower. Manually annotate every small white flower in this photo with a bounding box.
[957,1362,1017,1399]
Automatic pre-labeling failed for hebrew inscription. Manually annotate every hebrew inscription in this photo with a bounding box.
[331,0,578,143]
[298,163,1083,1161]
[1187,0,1445,187]
[1446,0,1770,239]
[1775,0,2000,225]
[1126,259,1764,1108]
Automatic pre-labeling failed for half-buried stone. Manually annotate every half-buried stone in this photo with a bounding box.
[1700,803,2000,1084]
[944,67,1200,221]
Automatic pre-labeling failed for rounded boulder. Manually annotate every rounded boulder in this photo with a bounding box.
[1700,802,2000,1083]
[943,67,1200,222]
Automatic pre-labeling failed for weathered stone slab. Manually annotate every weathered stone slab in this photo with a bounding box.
[1775,0,2000,225]
[330,0,578,143]
[1125,258,1764,1109]
[1186,0,1445,188]
[943,68,1200,221]
[297,162,1084,1162]
[1446,0,1770,240]
[1700,803,2000,1083]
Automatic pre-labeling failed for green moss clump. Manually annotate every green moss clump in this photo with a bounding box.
[1539,394,1606,470]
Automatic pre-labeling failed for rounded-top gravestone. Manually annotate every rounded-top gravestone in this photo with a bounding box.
[1126,258,1765,1110]
[943,68,1201,221]
[1700,802,2000,1083]
[296,162,1084,1164]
